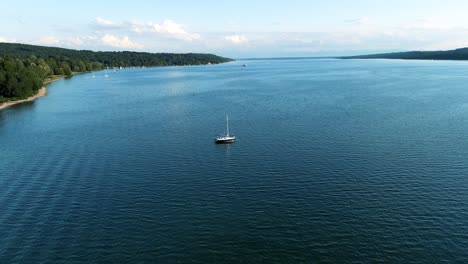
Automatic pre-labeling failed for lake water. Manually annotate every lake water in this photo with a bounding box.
[1,59,468,262]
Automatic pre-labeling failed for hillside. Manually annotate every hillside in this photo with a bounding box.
[0,43,232,68]
[342,47,468,61]
[0,43,232,102]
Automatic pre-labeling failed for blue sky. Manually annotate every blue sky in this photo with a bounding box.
[2,0,468,57]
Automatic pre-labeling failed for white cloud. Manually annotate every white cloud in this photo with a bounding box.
[131,19,200,41]
[418,39,468,51]
[154,20,200,41]
[345,17,371,25]
[38,36,61,45]
[96,17,117,27]
[224,35,248,44]
[67,37,85,46]
[24,16,468,57]
[94,17,126,30]
[404,19,452,30]
[93,18,200,41]
[0,37,16,43]
[37,36,90,47]
[34,34,143,50]
[100,34,143,49]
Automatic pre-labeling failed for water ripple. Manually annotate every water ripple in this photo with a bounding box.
[2,60,468,262]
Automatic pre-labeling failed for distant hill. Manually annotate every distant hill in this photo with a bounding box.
[0,43,233,67]
[341,47,468,61]
[0,43,232,102]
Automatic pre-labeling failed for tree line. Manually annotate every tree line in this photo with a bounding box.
[342,47,468,60]
[0,43,232,102]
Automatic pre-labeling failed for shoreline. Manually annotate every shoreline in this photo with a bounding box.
[0,87,48,110]
[0,64,216,111]
[0,74,66,111]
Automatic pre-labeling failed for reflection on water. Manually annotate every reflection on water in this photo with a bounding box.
[0,100,37,119]
[214,141,235,154]
[8,101,36,111]
[166,80,188,97]
[165,70,186,78]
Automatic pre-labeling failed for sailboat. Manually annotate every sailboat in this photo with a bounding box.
[215,115,236,144]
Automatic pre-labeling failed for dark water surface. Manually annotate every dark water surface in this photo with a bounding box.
[1,59,468,263]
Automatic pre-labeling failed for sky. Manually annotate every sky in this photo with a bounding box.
[2,0,468,58]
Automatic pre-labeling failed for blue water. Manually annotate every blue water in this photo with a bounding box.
[1,59,468,263]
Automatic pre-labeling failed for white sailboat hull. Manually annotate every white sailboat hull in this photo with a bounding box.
[215,136,236,143]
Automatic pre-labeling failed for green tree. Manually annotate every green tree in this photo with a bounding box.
[62,63,72,76]
[0,42,232,100]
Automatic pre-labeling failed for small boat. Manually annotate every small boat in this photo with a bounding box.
[215,115,235,144]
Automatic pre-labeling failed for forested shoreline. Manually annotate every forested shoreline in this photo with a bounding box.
[342,47,468,61]
[0,43,232,103]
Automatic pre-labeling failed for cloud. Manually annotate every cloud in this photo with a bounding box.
[131,19,200,41]
[417,38,468,51]
[345,17,371,25]
[67,37,85,46]
[34,32,144,50]
[38,36,61,45]
[96,17,117,27]
[37,36,91,47]
[153,20,200,41]
[100,34,143,49]
[25,16,468,57]
[0,37,16,43]
[224,35,248,44]
[93,17,126,30]
[93,18,200,41]
[404,19,451,30]
[36,34,143,50]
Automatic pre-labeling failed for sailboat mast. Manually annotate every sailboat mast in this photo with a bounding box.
[226,114,229,136]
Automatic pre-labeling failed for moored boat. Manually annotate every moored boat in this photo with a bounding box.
[215,115,235,144]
